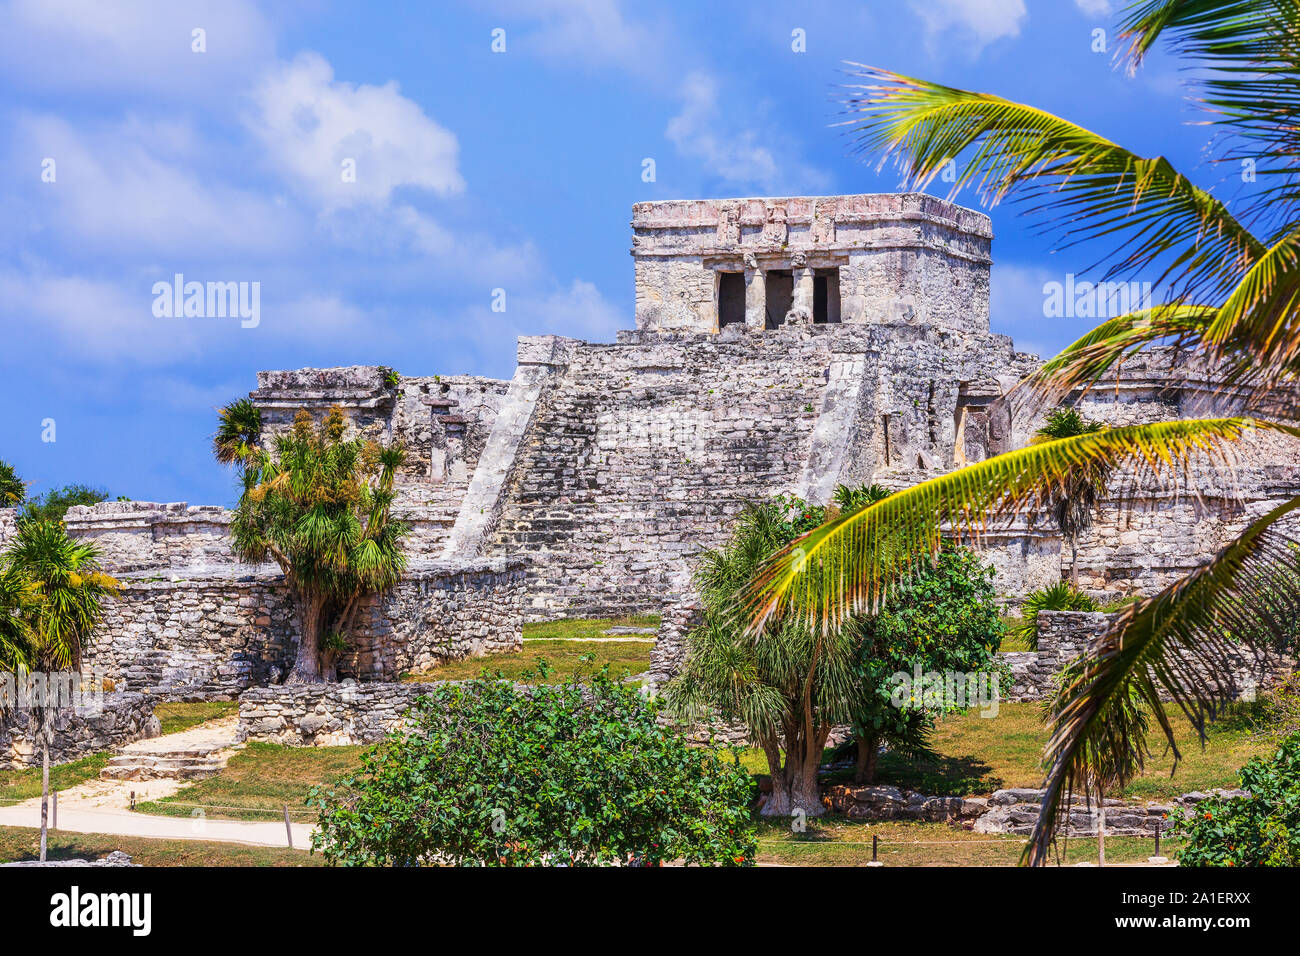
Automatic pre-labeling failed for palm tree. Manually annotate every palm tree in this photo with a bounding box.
[667,500,858,817]
[0,460,24,509]
[1046,661,1150,866]
[745,1,1300,864]
[1032,409,1109,588]
[2,519,117,862]
[226,405,408,682]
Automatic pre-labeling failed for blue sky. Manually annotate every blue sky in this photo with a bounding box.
[0,0,1223,506]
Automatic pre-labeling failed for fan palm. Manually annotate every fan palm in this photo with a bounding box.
[1032,409,1109,587]
[1,518,117,862]
[745,1,1300,864]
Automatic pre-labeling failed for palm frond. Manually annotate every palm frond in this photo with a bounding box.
[839,65,1265,300]
[744,418,1296,634]
[1026,492,1300,865]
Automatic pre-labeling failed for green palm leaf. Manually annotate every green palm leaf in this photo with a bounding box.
[743,418,1294,633]
[1027,493,1300,865]
[839,64,1265,300]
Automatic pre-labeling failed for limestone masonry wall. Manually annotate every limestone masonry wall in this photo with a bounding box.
[0,692,159,770]
[82,560,526,698]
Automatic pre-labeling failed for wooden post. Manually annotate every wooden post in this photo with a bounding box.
[284,804,294,849]
[866,832,884,867]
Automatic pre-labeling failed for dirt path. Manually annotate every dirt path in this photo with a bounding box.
[0,717,315,850]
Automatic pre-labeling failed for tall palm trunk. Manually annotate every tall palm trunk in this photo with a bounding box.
[1070,541,1079,589]
[39,710,50,863]
[1097,789,1106,867]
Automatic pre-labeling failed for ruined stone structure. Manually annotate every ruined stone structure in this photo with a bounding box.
[15,192,1297,753]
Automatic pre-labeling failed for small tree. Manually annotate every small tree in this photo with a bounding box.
[222,403,408,683]
[1031,408,1110,588]
[667,499,858,817]
[0,460,24,508]
[1044,662,1149,866]
[848,547,1005,783]
[1,519,117,862]
[310,665,755,866]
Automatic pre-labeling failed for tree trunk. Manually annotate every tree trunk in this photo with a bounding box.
[39,715,50,863]
[1070,542,1079,589]
[854,731,881,784]
[1097,794,1106,867]
[288,593,326,683]
[760,748,826,818]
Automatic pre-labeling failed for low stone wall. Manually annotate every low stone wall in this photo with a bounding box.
[86,573,299,699]
[345,559,528,680]
[64,501,248,574]
[238,682,435,746]
[87,559,527,699]
[826,783,1241,838]
[1001,610,1287,703]
[0,692,160,770]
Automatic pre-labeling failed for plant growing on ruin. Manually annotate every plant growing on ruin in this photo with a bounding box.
[20,484,110,525]
[309,665,755,866]
[1013,581,1100,651]
[225,404,408,683]
[747,2,1300,864]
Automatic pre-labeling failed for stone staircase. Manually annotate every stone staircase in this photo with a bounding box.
[100,716,242,782]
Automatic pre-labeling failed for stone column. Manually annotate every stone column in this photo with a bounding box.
[743,253,766,330]
[790,257,815,325]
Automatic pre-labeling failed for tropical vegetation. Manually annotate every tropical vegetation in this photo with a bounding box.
[1173,732,1300,867]
[215,401,408,683]
[310,665,756,866]
[746,1,1300,863]
[668,487,1004,813]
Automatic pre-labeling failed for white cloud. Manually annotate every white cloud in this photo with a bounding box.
[532,279,624,340]
[0,0,276,100]
[908,0,1028,52]
[7,113,297,256]
[1074,0,1113,16]
[475,0,667,75]
[247,52,465,210]
[665,71,828,194]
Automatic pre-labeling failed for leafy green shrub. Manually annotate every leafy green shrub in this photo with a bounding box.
[0,461,22,508]
[1172,733,1300,867]
[849,547,1008,782]
[310,665,756,866]
[1014,580,1099,650]
[21,484,110,524]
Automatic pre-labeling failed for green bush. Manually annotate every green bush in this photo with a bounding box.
[1172,733,1300,867]
[310,665,756,866]
[21,484,109,524]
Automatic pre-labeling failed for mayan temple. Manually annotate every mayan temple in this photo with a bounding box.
[3,193,1295,760]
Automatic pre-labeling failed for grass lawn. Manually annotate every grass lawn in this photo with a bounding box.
[400,615,659,683]
[153,700,239,735]
[732,701,1267,801]
[0,753,110,805]
[755,818,1181,867]
[0,825,322,867]
[135,742,366,822]
[880,701,1268,800]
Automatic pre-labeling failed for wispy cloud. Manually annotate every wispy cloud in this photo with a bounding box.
[908,0,1028,54]
[665,71,829,194]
